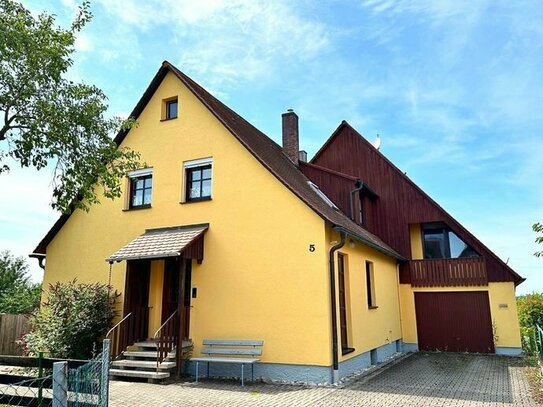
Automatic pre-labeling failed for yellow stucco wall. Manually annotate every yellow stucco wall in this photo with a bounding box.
[399,282,521,348]
[488,282,522,347]
[43,71,332,366]
[328,230,402,362]
[409,224,423,260]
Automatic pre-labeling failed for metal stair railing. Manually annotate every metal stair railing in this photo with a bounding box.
[106,312,132,361]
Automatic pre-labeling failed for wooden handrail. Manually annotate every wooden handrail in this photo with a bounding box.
[154,310,179,372]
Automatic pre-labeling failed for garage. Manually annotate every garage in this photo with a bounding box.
[414,291,495,353]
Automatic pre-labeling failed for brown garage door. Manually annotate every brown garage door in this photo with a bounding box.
[414,291,494,353]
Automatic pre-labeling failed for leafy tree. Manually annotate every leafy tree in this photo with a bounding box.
[22,280,119,359]
[517,293,543,354]
[0,0,140,213]
[0,250,41,314]
[534,223,543,257]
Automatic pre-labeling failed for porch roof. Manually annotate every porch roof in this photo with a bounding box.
[107,223,208,262]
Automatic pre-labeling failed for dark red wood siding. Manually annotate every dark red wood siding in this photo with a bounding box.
[414,291,494,353]
[409,258,488,287]
[299,163,357,216]
[307,123,522,284]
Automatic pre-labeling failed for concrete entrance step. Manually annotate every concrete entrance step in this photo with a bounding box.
[134,341,158,348]
[133,340,192,349]
[123,350,175,359]
[111,359,176,370]
[109,369,170,380]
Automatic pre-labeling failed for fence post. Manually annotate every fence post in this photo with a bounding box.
[38,351,43,404]
[101,339,110,407]
[53,361,68,407]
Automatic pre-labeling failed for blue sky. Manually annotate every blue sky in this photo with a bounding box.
[1,0,542,294]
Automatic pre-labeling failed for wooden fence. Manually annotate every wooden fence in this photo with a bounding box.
[0,314,30,356]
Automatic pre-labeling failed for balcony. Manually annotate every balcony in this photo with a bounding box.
[408,257,487,287]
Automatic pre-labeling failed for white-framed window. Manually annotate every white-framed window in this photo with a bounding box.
[127,168,153,209]
[182,158,213,202]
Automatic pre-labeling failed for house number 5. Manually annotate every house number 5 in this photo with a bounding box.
[309,244,316,252]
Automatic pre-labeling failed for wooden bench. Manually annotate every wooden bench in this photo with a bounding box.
[190,339,264,386]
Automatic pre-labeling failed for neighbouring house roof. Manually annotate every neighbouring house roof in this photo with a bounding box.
[107,224,208,262]
[33,61,404,261]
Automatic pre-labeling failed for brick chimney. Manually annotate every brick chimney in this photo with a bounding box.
[282,109,299,165]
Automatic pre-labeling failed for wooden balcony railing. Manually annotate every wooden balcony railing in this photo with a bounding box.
[409,257,487,287]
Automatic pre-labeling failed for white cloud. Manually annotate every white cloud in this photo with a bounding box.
[74,33,92,52]
[95,0,330,88]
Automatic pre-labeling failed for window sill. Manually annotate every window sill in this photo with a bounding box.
[160,117,178,122]
[342,347,355,356]
[368,305,379,310]
[123,204,152,211]
[180,197,212,204]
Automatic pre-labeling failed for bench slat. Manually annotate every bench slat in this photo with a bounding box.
[202,348,262,356]
[191,357,260,364]
[203,339,264,346]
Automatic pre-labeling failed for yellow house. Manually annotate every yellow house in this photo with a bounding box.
[32,61,523,384]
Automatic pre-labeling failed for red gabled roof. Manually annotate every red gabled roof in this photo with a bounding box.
[34,62,404,261]
[311,121,524,285]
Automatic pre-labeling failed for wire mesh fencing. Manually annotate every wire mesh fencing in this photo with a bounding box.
[66,349,107,407]
[0,373,54,406]
[0,339,110,407]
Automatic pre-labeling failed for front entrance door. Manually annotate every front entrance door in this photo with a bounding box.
[124,260,151,341]
[162,258,180,322]
[161,258,192,340]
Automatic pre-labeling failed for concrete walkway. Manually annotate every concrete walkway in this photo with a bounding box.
[109,353,540,406]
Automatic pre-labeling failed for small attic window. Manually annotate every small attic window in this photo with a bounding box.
[162,97,178,120]
[308,181,338,210]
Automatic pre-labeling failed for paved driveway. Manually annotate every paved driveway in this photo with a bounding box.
[110,353,540,406]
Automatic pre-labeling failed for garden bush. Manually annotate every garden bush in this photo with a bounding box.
[22,280,119,359]
[517,292,543,355]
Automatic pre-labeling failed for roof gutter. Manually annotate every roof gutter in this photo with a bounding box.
[349,179,363,222]
[329,231,346,384]
[29,253,46,270]
[333,226,407,262]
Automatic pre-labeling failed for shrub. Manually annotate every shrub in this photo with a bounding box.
[22,280,119,359]
[517,293,543,354]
